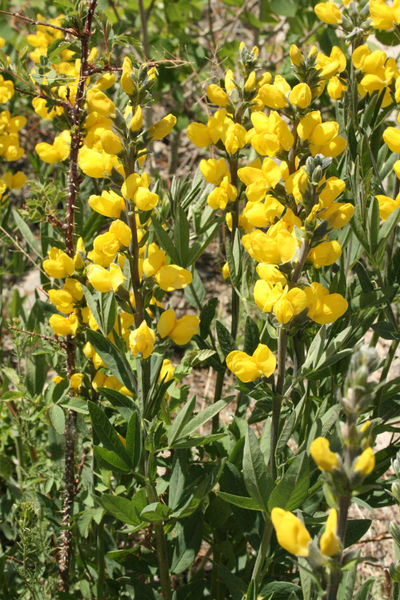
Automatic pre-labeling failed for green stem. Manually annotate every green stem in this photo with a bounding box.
[250,518,273,590]
[325,494,351,600]
[212,368,225,433]
[146,455,172,600]
[270,327,288,481]
[96,518,105,599]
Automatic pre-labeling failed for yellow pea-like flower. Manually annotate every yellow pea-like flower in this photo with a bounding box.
[187,122,213,147]
[70,373,84,390]
[290,44,302,67]
[308,240,342,268]
[289,83,312,109]
[86,89,115,116]
[129,320,155,359]
[200,158,229,185]
[149,114,176,141]
[226,343,276,382]
[100,130,123,155]
[129,105,143,132]
[258,83,288,109]
[354,447,375,476]
[89,190,125,218]
[273,287,308,324]
[383,126,400,152]
[305,282,348,324]
[206,84,229,107]
[320,509,340,556]
[370,0,396,30]
[157,309,200,345]
[43,247,75,279]
[109,219,132,247]
[87,263,126,293]
[154,265,192,292]
[376,193,400,220]
[49,313,79,337]
[271,507,311,557]
[310,437,338,471]
[314,1,342,24]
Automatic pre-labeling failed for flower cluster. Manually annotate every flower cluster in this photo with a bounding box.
[187,43,351,383]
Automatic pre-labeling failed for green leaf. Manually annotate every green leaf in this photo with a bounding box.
[82,285,104,333]
[151,214,179,263]
[140,502,171,524]
[244,316,259,355]
[167,396,196,446]
[49,404,65,435]
[12,209,42,257]
[268,453,310,511]
[178,399,228,440]
[216,491,262,510]
[102,292,118,335]
[94,446,130,472]
[126,411,142,469]
[368,196,380,255]
[270,0,298,16]
[171,514,203,574]
[185,269,205,307]
[216,320,236,357]
[243,428,273,513]
[99,494,143,526]
[86,329,135,393]
[175,206,190,267]
[200,297,218,339]
[88,401,131,465]
[344,519,371,547]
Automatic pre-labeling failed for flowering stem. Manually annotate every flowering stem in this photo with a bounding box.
[325,494,351,600]
[58,0,98,592]
[250,517,273,590]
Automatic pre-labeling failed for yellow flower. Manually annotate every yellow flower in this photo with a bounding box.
[78,146,115,178]
[36,130,70,164]
[271,507,311,557]
[289,83,312,109]
[305,282,348,324]
[187,122,213,147]
[370,0,396,30]
[109,219,132,247]
[100,129,123,155]
[49,313,79,336]
[129,320,155,359]
[159,358,174,382]
[290,44,302,67]
[314,1,342,24]
[157,309,200,345]
[320,509,340,556]
[354,447,375,475]
[129,105,143,132]
[89,190,126,218]
[87,263,126,293]
[383,127,400,152]
[149,114,176,141]
[70,372,84,390]
[327,76,347,100]
[0,75,14,103]
[226,343,276,382]
[310,437,338,471]
[200,158,229,185]
[86,88,115,116]
[376,193,400,220]
[206,84,229,107]
[273,286,308,324]
[308,240,342,268]
[96,72,116,90]
[258,83,288,109]
[207,176,237,210]
[154,265,192,291]
[43,247,75,279]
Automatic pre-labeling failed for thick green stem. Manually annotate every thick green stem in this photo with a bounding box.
[250,518,273,591]
[212,368,225,433]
